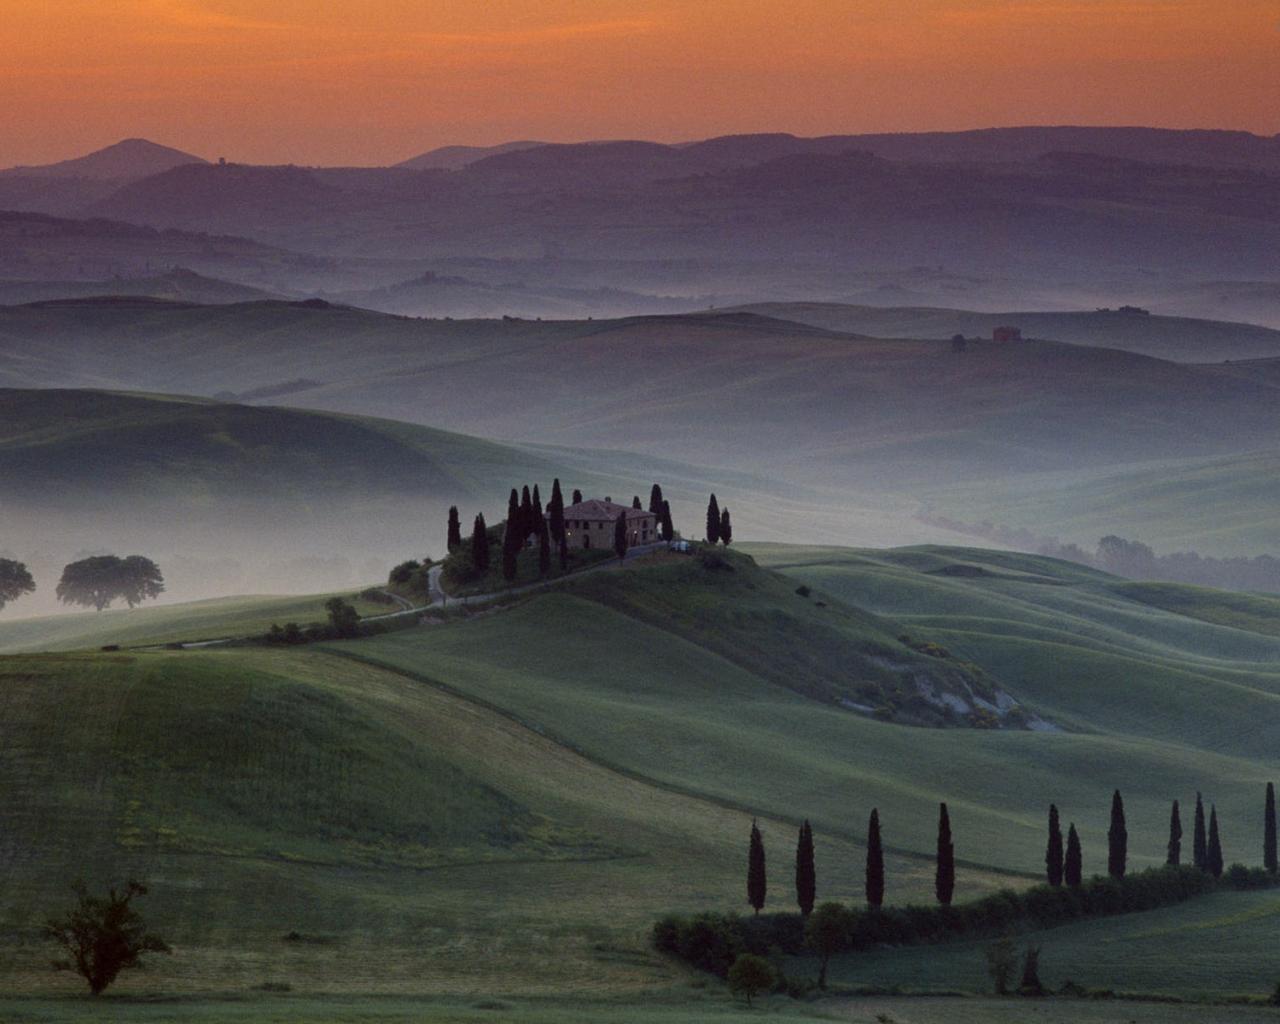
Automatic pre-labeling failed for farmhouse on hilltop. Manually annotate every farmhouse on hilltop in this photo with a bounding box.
[563,498,658,550]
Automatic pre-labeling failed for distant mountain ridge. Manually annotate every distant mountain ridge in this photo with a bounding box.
[1,138,207,181]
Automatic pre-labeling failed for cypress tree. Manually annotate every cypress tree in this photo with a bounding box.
[446,506,462,552]
[572,488,583,504]
[502,540,518,581]
[613,510,628,560]
[1193,792,1207,870]
[706,494,721,544]
[865,808,885,908]
[506,488,520,539]
[649,483,664,515]
[548,479,566,547]
[1045,804,1064,887]
[558,537,568,571]
[720,507,733,547]
[532,485,544,530]
[520,486,534,539]
[794,820,815,916]
[747,819,766,914]
[632,495,642,510]
[935,802,955,906]
[1167,799,1182,867]
[471,513,488,572]
[660,500,674,542]
[1064,823,1083,888]
[1108,789,1127,879]
[1266,783,1277,875]
[537,522,551,576]
[1207,805,1224,878]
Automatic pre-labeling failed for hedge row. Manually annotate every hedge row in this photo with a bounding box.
[653,864,1270,977]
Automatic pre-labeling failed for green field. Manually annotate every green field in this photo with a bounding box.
[0,591,395,654]
[5,542,1280,1011]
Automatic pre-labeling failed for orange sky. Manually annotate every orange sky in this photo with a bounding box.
[3,0,1278,166]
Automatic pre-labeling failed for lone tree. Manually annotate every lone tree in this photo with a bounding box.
[471,513,489,572]
[446,506,462,552]
[706,494,721,544]
[0,558,36,612]
[985,937,1016,995]
[747,819,766,915]
[1193,791,1208,870]
[805,902,846,990]
[1045,804,1064,887]
[865,808,885,908]
[325,597,360,638]
[951,333,968,353]
[45,880,170,996]
[935,802,955,905]
[1108,789,1127,879]
[649,483,664,515]
[1266,783,1277,875]
[56,555,164,611]
[727,953,775,1007]
[720,507,733,547]
[660,500,675,542]
[1064,823,1083,888]
[1167,799,1183,867]
[548,479,566,547]
[1019,945,1046,997]
[794,820,816,916]
[613,509,628,560]
[1207,805,1224,878]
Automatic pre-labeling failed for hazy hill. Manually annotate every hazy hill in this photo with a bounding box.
[0,210,324,293]
[0,138,207,180]
[0,268,280,306]
[5,301,1280,487]
[728,302,1280,362]
[395,140,545,170]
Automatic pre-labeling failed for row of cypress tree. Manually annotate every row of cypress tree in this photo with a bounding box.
[749,783,1278,916]
[749,803,955,916]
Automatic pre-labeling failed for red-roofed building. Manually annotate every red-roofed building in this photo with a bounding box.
[562,498,658,550]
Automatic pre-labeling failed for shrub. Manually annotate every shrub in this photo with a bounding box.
[985,937,1016,994]
[1019,945,1045,996]
[727,954,775,1006]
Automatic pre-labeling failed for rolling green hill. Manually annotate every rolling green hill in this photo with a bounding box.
[4,543,1280,1006]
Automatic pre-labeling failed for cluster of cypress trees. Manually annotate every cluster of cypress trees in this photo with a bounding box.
[748,803,957,916]
[448,478,675,581]
[746,782,1279,917]
[1043,785,1277,889]
[705,494,731,546]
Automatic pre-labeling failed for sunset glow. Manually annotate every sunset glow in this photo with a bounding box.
[5,0,1278,165]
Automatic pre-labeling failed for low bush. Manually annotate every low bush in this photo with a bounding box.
[654,865,1230,976]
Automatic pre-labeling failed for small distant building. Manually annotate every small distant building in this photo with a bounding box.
[992,325,1023,342]
[563,498,658,551]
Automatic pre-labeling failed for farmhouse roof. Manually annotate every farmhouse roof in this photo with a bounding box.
[563,499,654,521]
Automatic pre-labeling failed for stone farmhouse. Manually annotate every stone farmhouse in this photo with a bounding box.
[563,498,658,551]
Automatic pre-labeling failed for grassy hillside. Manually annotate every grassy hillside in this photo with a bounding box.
[0,590,394,654]
[5,543,1280,1005]
[727,302,1280,362]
